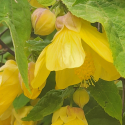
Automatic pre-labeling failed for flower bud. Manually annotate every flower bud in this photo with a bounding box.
[73,88,89,108]
[28,0,43,8]
[19,62,46,99]
[55,12,81,32]
[31,8,56,35]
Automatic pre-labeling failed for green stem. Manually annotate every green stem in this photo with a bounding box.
[118,77,125,117]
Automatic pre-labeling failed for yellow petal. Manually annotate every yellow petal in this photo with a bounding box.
[91,45,120,81]
[64,12,81,32]
[0,105,13,120]
[56,68,81,89]
[82,41,120,81]
[0,60,17,72]
[80,20,113,63]
[56,12,81,32]
[13,106,37,125]
[21,62,44,99]
[46,27,85,71]
[64,118,87,125]
[31,48,50,88]
[0,64,22,115]
[22,82,45,99]
[51,118,64,125]
[0,116,11,125]
[81,41,101,81]
[52,108,60,123]
[59,106,76,123]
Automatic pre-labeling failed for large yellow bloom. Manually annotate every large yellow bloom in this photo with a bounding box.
[31,12,120,89]
[0,60,22,115]
[51,106,88,125]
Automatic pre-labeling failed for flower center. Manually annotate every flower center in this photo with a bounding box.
[74,53,95,87]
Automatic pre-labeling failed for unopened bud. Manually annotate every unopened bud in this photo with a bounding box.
[19,62,44,99]
[73,88,89,108]
[31,8,56,35]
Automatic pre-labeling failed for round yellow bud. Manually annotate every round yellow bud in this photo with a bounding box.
[31,8,56,36]
[73,88,89,108]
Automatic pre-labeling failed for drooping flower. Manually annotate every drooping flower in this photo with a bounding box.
[0,60,22,116]
[31,12,120,89]
[51,106,88,125]
[19,62,45,99]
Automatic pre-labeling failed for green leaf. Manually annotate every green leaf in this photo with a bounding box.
[25,37,50,52]
[0,0,32,90]
[13,93,30,110]
[22,89,63,121]
[86,106,121,125]
[37,0,56,6]
[61,0,125,77]
[23,87,74,121]
[88,79,122,123]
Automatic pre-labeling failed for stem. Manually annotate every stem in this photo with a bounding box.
[97,22,101,32]
[118,77,125,117]
[0,54,3,66]
[50,1,60,11]
[122,80,125,117]
[0,28,9,37]
[0,39,15,56]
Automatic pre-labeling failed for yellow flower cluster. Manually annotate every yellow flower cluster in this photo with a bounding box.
[0,60,41,124]
[0,0,121,124]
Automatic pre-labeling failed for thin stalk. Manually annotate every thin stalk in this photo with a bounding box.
[118,77,125,117]
[122,80,125,117]
[0,28,9,37]
[0,39,15,56]
[97,23,101,32]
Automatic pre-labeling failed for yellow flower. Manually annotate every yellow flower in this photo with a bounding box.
[19,62,45,99]
[51,106,88,125]
[0,60,22,116]
[31,8,56,35]
[13,106,37,125]
[31,12,120,89]
[28,0,43,8]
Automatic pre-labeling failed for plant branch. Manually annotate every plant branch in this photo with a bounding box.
[0,39,15,56]
[0,28,9,37]
[118,77,125,117]
[97,22,101,32]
